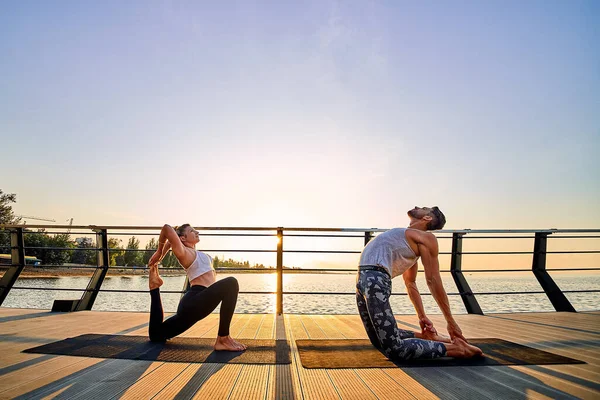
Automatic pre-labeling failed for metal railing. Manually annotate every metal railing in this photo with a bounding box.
[0,225,599,314]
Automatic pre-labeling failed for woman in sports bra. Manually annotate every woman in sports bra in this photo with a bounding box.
[146,224,246,351]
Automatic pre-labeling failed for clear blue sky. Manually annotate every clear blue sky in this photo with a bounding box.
[2,1,599,231]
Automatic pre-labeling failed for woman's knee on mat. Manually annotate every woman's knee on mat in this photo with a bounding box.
[149,331,166,343]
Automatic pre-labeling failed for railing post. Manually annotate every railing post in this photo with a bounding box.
[450,232,483,315]
[75,228,110,311]
[0,228,25,306]
[276,227,283,315]
[364,231,373,246]
[532,232,576,312]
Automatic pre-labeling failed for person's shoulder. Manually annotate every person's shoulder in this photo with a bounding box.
[185,247,198,259]
[386,227,406,235]
[405,228,437,243]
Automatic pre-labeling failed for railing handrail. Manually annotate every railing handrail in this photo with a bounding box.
[1,224,600,234]
[1,225,598,314]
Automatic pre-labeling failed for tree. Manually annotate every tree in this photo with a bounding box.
[124,236,143,267]
[0,190,21,225]
[22,230,47,261]
[161,251,180,268]
[143,238,158,265]
[212,256,274,270]
[0,191,73,265]
[23,230,73,265]
[71,237,97,265]
[45,233,73,265]
[0,190,21,253]
[108,238,125,267]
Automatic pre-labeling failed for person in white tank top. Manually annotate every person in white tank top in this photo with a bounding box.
[356,206,483,360]
[146,224,246,352]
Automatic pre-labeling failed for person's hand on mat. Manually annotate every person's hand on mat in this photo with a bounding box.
[419,316,437,334]
[447,321,467,343]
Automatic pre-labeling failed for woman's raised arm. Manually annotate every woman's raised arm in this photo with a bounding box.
[148,224,187,266]
[157,224,186,259]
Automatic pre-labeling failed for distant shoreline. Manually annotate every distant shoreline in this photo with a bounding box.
[1,266,350,278]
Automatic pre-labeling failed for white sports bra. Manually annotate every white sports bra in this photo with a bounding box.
[185,250,214,281]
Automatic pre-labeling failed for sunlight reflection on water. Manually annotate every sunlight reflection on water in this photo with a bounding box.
[4,272,599,314]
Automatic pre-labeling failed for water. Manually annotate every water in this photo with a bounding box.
[4,272,599,314]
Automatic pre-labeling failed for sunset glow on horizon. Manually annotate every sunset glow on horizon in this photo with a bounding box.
[2,1,598,244]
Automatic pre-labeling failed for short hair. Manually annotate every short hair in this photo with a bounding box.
[427,207,446,230]
[175,224,191,236]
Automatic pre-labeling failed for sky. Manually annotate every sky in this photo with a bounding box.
[1,0,599,239]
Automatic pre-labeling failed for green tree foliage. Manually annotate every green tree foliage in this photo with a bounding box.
[213,256,271,270]
[108,238,125,267]
[143,238,158,265]
[160,251,180,268]
[71,237,97,265]
[23,231,73,265]
[0,190,20,225]
[0,190,21,253]
[124,236,143,266]
[0,191,73,265]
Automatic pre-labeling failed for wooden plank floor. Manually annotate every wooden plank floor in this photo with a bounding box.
[0,308,598,399]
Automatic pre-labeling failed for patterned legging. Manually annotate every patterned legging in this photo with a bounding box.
[356,269,447,360]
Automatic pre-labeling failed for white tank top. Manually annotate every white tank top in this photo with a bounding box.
[185,251,214,281]
[359,228,419,278]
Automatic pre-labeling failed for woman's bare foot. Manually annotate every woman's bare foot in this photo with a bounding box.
[445,337,484,358]
[149,266,164,290]
[214,335,247,351]
[231,337,247,350]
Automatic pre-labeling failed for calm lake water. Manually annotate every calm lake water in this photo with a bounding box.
[4,272,599,314]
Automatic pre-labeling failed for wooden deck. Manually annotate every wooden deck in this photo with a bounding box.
[0,308,599,399]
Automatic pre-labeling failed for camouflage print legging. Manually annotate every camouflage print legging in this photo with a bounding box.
[356,269,447,360]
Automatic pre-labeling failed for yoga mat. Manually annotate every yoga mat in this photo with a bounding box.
[295,338,585,369]
[24,334,291,364]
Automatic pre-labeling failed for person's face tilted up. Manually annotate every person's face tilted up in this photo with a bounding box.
[407,206,446,231]
[176,225,200,246]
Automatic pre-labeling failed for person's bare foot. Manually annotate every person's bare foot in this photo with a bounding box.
[214,335,247,351]
[445,337,484,358]
[231,337,247,350]
[149,265,163,290]
[419,329,452,343]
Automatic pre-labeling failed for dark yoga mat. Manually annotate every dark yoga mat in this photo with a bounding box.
[296,338,585,369]
[23,334,291,364]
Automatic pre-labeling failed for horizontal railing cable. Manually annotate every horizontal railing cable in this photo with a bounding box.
[5,286,599,296]
[1,225,598,314]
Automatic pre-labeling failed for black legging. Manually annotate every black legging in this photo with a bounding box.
[149,276,239,342]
